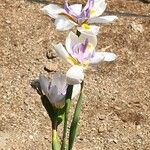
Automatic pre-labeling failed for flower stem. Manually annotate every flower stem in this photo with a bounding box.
[61,85,73,150]
[68,81,84,150]
[52,121,59,150]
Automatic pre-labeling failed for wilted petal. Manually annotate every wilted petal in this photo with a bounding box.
[77,24,100,36]
[41,4,65,19]
[89,15,118,24]
[90,0,107,18]
[53,43,69,61]
[55,16,75,30]
[70,4,82,16]
[66,65,84,85]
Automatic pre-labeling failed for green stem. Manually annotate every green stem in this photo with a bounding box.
[52,121,59,150]
[68,81,84,150]
[61,85,73,150]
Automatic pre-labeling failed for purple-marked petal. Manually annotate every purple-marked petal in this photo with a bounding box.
[83,0,94,11]
[65,31,97,64]
[79,38,88,53]
[80,33,97,48]
[64,1,78,18]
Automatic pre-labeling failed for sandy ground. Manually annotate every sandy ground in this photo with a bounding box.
[0,0,150,149]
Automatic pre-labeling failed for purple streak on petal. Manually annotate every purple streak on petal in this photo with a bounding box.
[77,0,94,23]
[79,10,89,21]
[79,38,88,53]
[63,0,95,24]
[71,38,96,63]
[64,0,78,18]
[48,82,51,91]
[78,0,94,23]
[83,0,94,11]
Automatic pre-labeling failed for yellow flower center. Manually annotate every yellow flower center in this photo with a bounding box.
[82,23,91,30]
[87,43,94,52]
[67,56,80,65]
[90,9,96,17]
[82,60,90,68]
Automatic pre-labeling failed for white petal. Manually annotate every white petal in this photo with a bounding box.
[77,25,100,36]
[65,31,79,54]
[89,52,105,65]
[70,4,82,16]
[66,65,84,85]
[41,4,65,19]
[90,52,117,65]
[54,16,75,30]
[39,75,49,96]
[90,0,107,18]
[89,16,118,24]
[53,43,69,60]
[72,84,81,99]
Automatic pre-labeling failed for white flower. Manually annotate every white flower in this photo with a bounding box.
[41,0,118,35]
[53,31,117,67]
[39,74,81,108]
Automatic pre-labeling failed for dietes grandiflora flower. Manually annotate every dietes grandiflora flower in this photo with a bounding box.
[41,0,118,35]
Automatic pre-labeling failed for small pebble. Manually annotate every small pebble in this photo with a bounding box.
[6,20,11,24]
[29,135,34,140]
